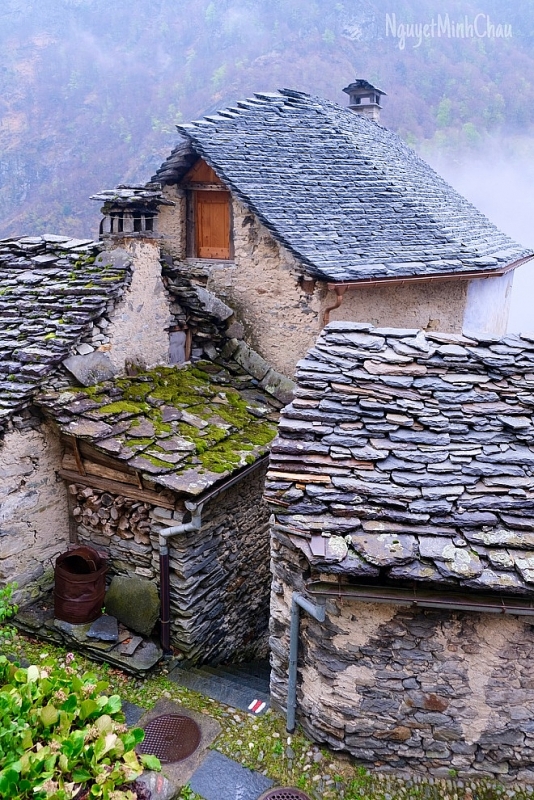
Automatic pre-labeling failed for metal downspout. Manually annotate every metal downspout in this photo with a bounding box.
[156,454,270,655]
[322,285,347,326]
[287,592,326,733]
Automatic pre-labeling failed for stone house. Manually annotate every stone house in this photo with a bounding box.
[141,85,531,379]
[265,323,534,781]
[3,79,534,766]
[0,225,288,663]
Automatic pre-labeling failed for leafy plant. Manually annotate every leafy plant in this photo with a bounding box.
[0,655,160,800]
[0,583,18,623]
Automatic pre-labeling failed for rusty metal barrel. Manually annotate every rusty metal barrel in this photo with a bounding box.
[54,546,107,624]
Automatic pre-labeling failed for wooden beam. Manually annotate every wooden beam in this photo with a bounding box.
[71,437,86,476]
[59,469,177,509]
[62,453,140,486]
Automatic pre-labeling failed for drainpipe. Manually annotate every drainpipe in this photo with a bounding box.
[158,500,204,656]
[287,592,326,733]
[156,454,271,656]
[322,284,347,326]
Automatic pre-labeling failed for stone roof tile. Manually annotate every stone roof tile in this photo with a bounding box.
[266,323,534,595]
[37,362,279,497]
[0,236,131,434]
[153,90,530,282]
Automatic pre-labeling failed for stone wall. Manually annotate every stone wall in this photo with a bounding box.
[266,322,534,780]
[158,185,187,260]
[322,281,468,333]
[270,536,534,783]
[69,464,271,664]
[157,194,323,378]
[0,421,69,602]
[104,239,173,372]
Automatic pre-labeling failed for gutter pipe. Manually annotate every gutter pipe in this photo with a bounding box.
[286,592,326,733]
[157,454,271,655]
[321,253,534,327]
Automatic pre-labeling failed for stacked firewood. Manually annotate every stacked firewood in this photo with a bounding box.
[69,485,152,544]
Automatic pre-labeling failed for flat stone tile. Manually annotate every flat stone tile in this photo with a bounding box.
[122,700,145,727]
[189,750,273,800]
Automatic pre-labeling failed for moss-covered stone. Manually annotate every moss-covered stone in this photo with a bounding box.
[49,362,278,484]
[104,576,160,636]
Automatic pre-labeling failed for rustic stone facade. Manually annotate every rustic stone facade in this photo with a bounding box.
[266,322,534,780]
[69,464,271,664]
[321,281,469,334]
[269,543,534,783]
[103,239,173,372]
[0,421,69,603]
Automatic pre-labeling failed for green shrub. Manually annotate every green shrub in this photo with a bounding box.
[0,654,160,799]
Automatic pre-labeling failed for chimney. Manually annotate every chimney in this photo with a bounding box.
[343,79,386,123]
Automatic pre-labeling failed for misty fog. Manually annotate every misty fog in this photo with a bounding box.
[431,150,534,335]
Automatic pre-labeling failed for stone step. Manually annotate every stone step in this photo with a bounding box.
[218,659,271,683]
[199,664,270,695]
[168,665,270,715]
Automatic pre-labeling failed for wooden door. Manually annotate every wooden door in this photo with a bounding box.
[195,191,230,259]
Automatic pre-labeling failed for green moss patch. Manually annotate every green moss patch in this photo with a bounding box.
[51,362,278,483]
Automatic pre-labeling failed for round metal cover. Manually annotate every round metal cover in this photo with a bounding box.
[137,714,201,763]
[258,790,312,800]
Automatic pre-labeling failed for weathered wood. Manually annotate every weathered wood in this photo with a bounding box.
[59,469,177,509]
[62,437,140,480]
[71,437,86,476]
[266,470,332,484]
[195,190,230,259]
[183,159,223,184]
[186,182,227,191]
[62,453,140,487]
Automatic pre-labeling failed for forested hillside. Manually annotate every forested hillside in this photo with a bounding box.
[1,0,533,237]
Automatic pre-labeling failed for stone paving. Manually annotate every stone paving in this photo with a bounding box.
[127,692,275,800]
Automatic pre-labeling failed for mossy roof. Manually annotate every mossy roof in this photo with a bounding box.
[37,362,279,496]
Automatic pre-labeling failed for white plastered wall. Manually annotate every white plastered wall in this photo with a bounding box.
[105,239,173,371]
[463,272,514,338]
[0,423,68,598]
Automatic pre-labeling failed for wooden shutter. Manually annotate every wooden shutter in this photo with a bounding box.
[195,190,230,259]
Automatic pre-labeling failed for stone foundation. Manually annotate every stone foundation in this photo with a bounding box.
[269,534,534,783]
[69,465,271,664]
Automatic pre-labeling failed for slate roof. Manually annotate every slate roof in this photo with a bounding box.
[91,185,174,209]
[0,235,130,435]
[152,89,531,282]
[37,362,279,497]
[265,322,534,595]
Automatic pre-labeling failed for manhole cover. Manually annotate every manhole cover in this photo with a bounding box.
[258,790,312,800]
[137,714,201,763]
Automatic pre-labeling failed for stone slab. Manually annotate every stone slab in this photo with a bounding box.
[122,700,145,728]
[168,666,270,715]
[63,352,116,386]
[189,750,274,800]
[87,614,119,642]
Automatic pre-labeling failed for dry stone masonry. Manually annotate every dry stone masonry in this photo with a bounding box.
[67,467,271,664]
[265,322,534,781]
[266,323,534,591]
[0,235,130,437]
